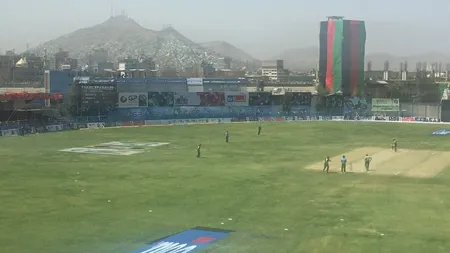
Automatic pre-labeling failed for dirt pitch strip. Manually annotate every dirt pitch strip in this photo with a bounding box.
[306,147,450,178]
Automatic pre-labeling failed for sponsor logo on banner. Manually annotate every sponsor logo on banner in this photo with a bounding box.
[1,129,19,136]
[87,122,105,129]
[402,117,415,122]
[388,116,399,121]
[60,141,169,155]
[46,124,63,132]
[131,227,232,253]
[225,92,249,106]
[173,92,201,105]
[371,98,400,111]
[431,129,450,136]
[118,93,148,108]
[374,116,388,121]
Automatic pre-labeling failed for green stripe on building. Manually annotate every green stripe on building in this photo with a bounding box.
[332,19,344,93]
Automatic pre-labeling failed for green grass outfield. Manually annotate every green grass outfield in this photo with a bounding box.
[1,122,450,253]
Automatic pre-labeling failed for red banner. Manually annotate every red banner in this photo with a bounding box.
[0,92,63,101]
[401,117,415,122]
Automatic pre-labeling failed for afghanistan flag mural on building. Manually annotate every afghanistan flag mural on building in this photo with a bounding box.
[319,17,366,96]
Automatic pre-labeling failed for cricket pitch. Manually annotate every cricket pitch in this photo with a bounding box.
[306,147,450,178]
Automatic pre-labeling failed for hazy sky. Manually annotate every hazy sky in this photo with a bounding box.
[1,0,449,58]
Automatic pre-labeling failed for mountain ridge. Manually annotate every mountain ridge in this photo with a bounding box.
[31,16,257,70]
[198,41,259,62]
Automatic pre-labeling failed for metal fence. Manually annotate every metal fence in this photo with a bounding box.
[399,103,441,119]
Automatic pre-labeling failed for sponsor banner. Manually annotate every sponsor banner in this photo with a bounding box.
[431,129,450,136]
[415,117,440,122]
[1,129,19,136]
[173,92,201,106]
[144,120,166,125]
[118,93,148,108]
[87,122,105,129]
[131,227,232,253]
[388,116,400,121]
[374,116,389,121]
[143,118,230,126]
[225,92,249,106]
[187,78,203,85]
[332,116,344,121]
[402,117,415,122]
[60,147,141,156]
[371,98,400,111]
[60,141,169,156]
[148,78,187,85]
[46,124,63,132]
[284,116,305,121]
[170,118,228,125]
[202,78,248,84]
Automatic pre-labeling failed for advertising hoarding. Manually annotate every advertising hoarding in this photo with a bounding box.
[371,98,400,111]
[118,93,148,108]
[173,92,201,106]
[225,92,249,106]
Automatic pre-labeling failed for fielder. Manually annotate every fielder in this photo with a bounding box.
[392,138,397,152]
[224,131,229,143]
[197,144,202,158]
[323,156,331,173]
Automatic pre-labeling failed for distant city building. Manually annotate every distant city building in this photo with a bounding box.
[90,49,109,64]
[214,57,232,70]
[117,57,156,78]
[261,60,287,81]
[201,61,215,77]
[216,69,245,78]
[54,49,77,70]
[0,53,44,85]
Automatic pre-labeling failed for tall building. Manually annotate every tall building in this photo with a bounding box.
[319,16,366,95]
[261,60,287,81]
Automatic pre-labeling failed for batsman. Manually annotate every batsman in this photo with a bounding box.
[364,154,372,171]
